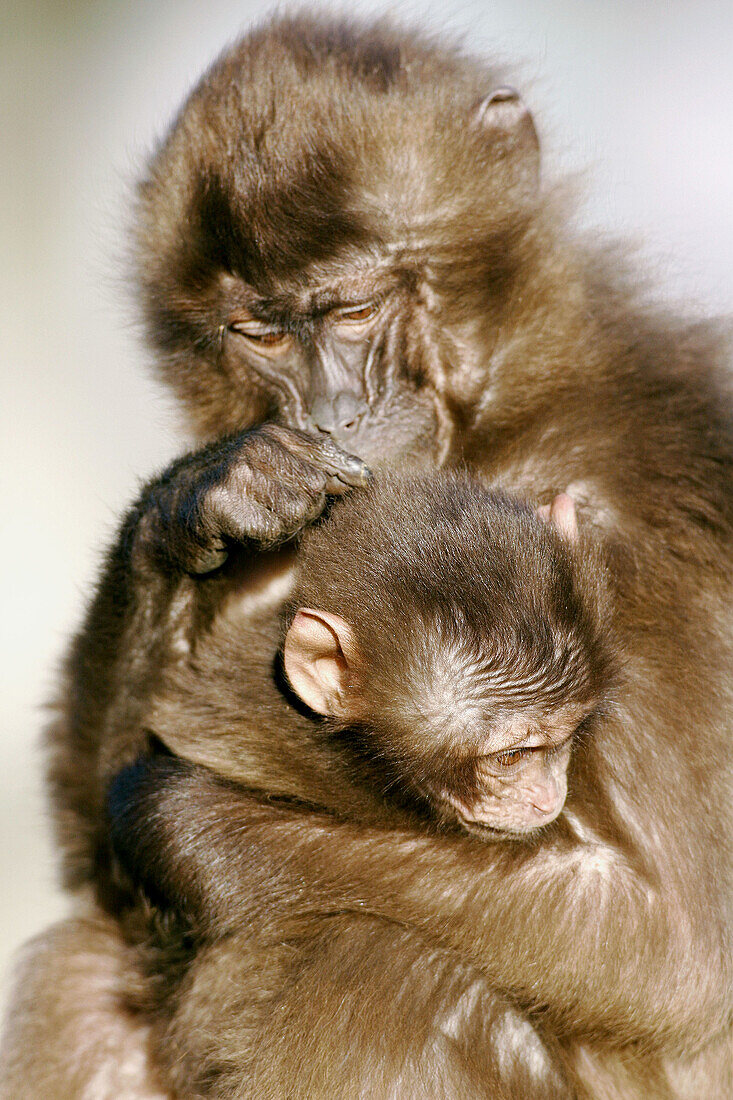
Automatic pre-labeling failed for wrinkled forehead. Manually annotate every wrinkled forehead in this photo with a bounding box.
[375,628,599,755]
[399,690,592,759]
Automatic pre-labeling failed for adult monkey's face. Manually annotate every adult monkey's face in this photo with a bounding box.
[135,18,540,465]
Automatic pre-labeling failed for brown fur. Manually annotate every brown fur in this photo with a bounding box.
[105,472,614,1096]
[1,12,731,1100]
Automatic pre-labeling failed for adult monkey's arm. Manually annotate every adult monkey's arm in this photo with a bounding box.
[109,658,731,1056]
[49,425,368,888]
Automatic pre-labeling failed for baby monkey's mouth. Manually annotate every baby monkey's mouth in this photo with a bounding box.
[435,798,560,842]
[459,818,555,843]
[431,796,515,841]
[436,783,565,838]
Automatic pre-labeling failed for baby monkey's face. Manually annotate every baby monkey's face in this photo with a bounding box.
[283,607,594,838]
[432,704,587,836]
[283,491,607,838]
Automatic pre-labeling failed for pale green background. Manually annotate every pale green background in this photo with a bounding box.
[2,0,732,1011]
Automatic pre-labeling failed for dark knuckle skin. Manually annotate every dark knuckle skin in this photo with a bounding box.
[241,461,323,515]
[274,482,327,527]
[134,423,359,572]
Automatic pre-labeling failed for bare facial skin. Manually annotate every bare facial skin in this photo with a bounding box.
[2,13,731,1100]
[443,724,574,834]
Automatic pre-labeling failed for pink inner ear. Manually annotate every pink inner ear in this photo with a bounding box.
[282,608,358,718]
[549,493,578,541]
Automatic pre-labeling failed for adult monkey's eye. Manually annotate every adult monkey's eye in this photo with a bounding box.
[337,303,378,322]
[229,320,293,357]
[329,300,382,335]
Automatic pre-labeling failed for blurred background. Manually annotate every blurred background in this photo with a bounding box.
[2,0,732,1010]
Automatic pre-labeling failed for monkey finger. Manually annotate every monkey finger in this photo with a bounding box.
[311,439,371,488]
[240,460,328,512]
[206,492,288,546]
[210,479,329,546]
[233,447,356,524]
[320,451,371,489]
[254,478,329,532]
[274,428,370,488]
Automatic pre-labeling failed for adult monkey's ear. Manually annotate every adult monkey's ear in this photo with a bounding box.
[474,86,540,199]
[283,608,360,718]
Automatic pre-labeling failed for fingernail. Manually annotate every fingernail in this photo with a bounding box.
[342,460,371,486]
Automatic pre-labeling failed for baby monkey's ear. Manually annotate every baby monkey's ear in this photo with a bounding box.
[283,609,360,718]
[537,493,578,542]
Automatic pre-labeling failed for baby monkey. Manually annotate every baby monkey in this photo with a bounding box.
[112,473,614,874]
[113,470,615,865]
[281,474,613,837]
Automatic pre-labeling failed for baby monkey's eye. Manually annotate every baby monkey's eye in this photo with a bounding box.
[493,748,532,769]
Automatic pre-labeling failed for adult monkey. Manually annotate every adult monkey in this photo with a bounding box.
[1,12,731,1100]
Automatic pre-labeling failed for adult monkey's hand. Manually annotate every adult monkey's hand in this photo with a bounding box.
[47,423,369,878]
[133,424,371,575]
